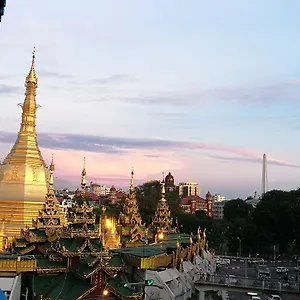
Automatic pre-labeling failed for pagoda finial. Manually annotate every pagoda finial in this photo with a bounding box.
[129,167,134,193]
[161,172,166,199]
[26,47,38,86]
[47,156,55,198]
[81,157,87,196]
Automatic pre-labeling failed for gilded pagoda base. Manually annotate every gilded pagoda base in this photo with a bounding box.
[0,200,44,238]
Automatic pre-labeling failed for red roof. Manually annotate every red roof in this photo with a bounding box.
[86,192,100,202]
[181,195,206,205]
[116,191,127,198]
[110,185,116,192]
[56,196,64,204]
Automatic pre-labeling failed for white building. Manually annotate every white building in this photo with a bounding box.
[90,183,110,196]
[144,251,216,300]
[213,194,226,202]
[212,201,226,219]
[60,198,73,215]
[0,275,21,300]
[178,182,200,197]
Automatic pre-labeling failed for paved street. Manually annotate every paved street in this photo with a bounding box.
[216,258,300,300]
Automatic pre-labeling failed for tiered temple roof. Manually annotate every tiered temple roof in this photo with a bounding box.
[117,170,147,247]
[11,160,140,300]
[151,177,176,235]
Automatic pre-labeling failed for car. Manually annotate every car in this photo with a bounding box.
[295,265,300,272]
[227,275,237,284]
[216,258,230,266]
[267,295,282,300]
[251,297,261,300]
[249,259,264,265]
[247,292,258,297]
[276,267,288,273]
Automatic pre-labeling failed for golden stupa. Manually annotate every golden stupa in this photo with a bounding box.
[0,48,48,237]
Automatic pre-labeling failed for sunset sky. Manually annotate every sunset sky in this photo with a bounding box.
[1,1,300,198]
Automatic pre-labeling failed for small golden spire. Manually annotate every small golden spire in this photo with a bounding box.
[161,172,166,199]
[47,156,55,197]
[26,47,38,86]
[129,167,134,193]
[197,226,201,242]
[190,232,193,245]
[81,157,87,196]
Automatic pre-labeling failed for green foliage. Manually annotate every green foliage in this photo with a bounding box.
[136,180,161,224]
[129,179,300,256]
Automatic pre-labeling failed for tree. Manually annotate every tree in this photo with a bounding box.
[135,180,161,224]
[223,199,253,221]
[135,180,182,225]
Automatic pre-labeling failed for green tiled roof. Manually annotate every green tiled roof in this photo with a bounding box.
[15,238,27,244]
[36,255,66,268]
[31,273,92,300]
[108,254,123,267]
[74,260,97,278]
[113,233,191,258]
[31,229,47,237]
[90,239,102,251]
[58,238,102,253]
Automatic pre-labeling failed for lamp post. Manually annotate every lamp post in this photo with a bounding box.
[237,237,241,257]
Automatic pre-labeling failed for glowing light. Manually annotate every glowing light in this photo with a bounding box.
[105,218,112,229]
[158,233,164,240]
[103,289,109,296]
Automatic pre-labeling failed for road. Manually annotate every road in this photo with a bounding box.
[216,258,300,300]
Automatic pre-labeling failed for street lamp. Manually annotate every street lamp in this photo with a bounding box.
[237,237,241,257]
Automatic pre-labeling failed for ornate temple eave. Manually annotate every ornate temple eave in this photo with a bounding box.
[36,267,67,274]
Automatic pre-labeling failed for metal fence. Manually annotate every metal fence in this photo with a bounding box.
[196,274,300,294]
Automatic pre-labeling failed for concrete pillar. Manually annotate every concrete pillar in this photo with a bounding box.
[198,290,205,300]
[206,292,213,300]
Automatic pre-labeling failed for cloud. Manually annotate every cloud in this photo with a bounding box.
[0,84,22,94]
[82,78,300,107]
[38,70,73,79]
[0,131,298,169]
[208,154,300,169]
[93,74,136,85]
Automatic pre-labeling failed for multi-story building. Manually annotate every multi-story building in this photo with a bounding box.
[212,201,226,219]
[178,182,200,197]
[213,194,226,202]
[90,182,110,196]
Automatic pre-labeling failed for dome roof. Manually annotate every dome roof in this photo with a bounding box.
[206,191,212,199]
[165,172,174,181]
[110,185,116,192]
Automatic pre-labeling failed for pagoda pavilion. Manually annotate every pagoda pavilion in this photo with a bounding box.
[10,161,142,300]
[151,177,177,240]
[117,169,147,247]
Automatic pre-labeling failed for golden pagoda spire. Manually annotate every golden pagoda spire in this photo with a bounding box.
[3,48,45,166]
[48,155,55,198]
[151,172,174,234]
[0,48,48,238]
[129,167,134,194]
[119,169,142,226]
[81,157,87,197]
[161,172,166,200]
[20,47,40,135]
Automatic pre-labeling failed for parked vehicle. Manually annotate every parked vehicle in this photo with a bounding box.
[294,265,300,272]
[249,258,264,265]
[276,267,288,273]
[216,258,230,265]
[267,295,282,300]
[228,275,237,284]
[256,265,271,279]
